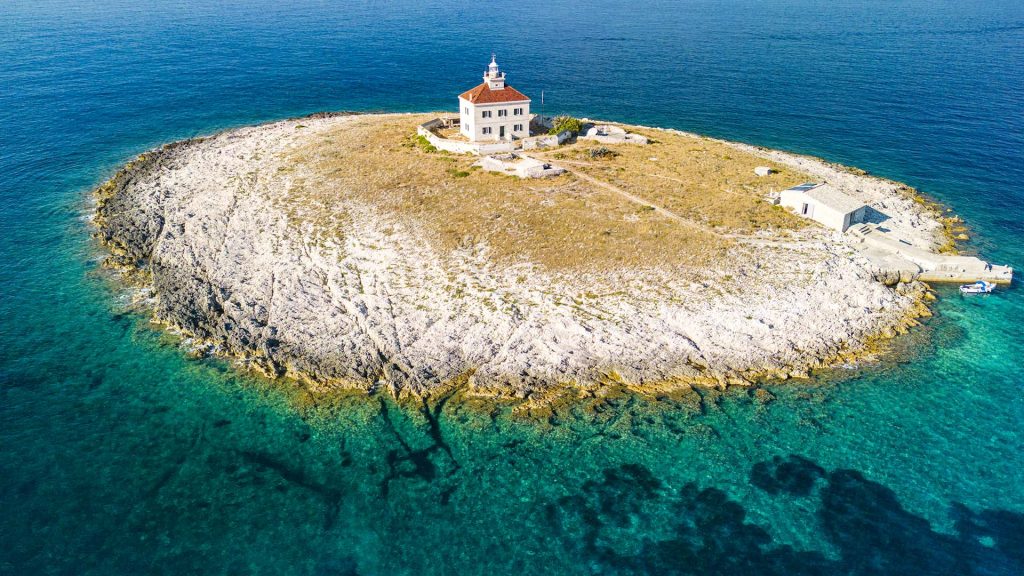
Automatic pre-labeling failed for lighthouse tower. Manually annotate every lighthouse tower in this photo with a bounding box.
[484,54,506,89]
[458,55,531,142]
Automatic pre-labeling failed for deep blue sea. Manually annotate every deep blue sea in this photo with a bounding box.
[2,1,1023,574]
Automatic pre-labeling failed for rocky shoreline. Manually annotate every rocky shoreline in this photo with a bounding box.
[92,113,945,401]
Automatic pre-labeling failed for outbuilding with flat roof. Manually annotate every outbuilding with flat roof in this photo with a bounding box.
[780,183,867,232]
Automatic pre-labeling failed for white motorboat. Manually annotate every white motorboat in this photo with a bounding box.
[959,280,995,294]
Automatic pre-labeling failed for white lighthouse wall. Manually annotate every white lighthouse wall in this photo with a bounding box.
[459,100,531,142]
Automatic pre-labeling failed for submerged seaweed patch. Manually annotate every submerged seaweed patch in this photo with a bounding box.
[548,456,1024,575]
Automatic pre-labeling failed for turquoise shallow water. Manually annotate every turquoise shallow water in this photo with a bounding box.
[1,1,1023,574]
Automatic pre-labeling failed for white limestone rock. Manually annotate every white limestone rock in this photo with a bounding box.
[94,113,930,397]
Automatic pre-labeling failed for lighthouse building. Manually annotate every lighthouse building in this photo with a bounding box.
[459,56,531,143]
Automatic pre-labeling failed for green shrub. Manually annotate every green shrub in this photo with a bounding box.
[588,147,618,159]
[415,135,438,153]
[549,115,583,135]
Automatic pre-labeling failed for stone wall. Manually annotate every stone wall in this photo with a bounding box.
[477,153,566,178]
[417,118,515,155]
[580,124,650,145]
[521,130,571,150]
[417,120,479,154]
[417,117,565,155]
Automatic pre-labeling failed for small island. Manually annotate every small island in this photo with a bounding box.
[92,57,1011,401]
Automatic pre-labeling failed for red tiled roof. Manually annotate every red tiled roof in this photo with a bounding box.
[459,83,531,104]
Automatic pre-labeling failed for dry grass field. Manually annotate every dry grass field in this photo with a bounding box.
[283,114,811,272]
[546,126,810,232]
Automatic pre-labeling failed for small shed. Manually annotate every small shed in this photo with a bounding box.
[754,166,773,177]
[780,183,867,232]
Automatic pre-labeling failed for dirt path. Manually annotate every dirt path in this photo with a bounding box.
[530,152,722,237]
[566,167,723,237]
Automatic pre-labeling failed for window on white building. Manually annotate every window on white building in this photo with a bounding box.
[498,109,507,117]
[482,110,492,118]
[513,108,523,115]
[463,107,468,114]
[482,127,492,135]
[514,124,523,131]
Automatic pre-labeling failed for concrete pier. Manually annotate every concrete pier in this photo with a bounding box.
[850,223,1013,285]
